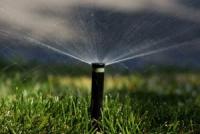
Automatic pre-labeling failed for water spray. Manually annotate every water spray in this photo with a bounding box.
[90,63,105,128]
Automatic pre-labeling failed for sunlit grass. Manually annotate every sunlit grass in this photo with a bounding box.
[0,65,200,133]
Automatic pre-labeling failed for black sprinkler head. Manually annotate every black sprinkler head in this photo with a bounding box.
[92,63,105,73]
[92,63,105,67]
[90,63,105,129]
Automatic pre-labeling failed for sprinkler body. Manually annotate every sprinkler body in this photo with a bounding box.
[91,63,105,125]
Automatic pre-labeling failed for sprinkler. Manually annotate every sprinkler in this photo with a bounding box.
[90,63,105,128]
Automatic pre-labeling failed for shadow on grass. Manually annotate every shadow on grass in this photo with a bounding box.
[106,89,200,132]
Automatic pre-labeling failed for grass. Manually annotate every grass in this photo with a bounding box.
[0,63,200,133]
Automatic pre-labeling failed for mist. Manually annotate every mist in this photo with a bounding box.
[0,0,200,40]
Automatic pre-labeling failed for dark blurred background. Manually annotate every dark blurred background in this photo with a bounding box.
[0,0,200,70]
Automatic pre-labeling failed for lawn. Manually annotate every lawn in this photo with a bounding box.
[0,63,200,133]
